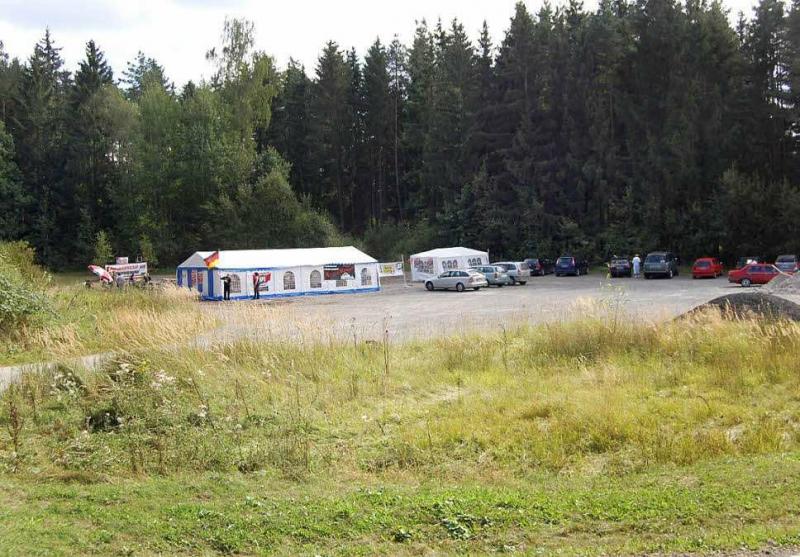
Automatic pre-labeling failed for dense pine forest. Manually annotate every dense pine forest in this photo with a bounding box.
[1,0,800,268]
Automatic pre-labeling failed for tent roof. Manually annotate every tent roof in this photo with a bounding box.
[178,246,377,269]
[410,247,488,258]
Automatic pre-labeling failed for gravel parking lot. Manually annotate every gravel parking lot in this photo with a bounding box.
[205,272,792,344]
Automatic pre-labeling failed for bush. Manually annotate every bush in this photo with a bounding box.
[0,270,49,331]
[0,242,50,330]
[0,241,50,290]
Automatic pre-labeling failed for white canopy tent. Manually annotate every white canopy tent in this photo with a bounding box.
[409,247,489,282]
[177,246,380,301]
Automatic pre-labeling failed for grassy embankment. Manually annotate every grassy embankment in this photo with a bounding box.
[1,307,800,555]
[0,282,214,366]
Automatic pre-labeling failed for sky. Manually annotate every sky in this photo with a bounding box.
[0,0,766,87]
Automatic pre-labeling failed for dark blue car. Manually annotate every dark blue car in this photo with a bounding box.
[555,255,588,276]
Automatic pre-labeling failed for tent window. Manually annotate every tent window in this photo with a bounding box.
[310,270,322,288]
[283,271,296,290]
[361,267,372,286]
[336,279,348,287]
[230,274,242,293]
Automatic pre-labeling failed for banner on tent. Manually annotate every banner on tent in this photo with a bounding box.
[324,264,355,281]
[254,271,272,292]
[378,261,404,277]
[412,257,434,276]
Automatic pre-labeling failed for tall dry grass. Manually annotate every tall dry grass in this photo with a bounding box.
[2,306,799,480]
[1,284,215,364]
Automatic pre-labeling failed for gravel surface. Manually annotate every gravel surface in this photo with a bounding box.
[201,273,768,344]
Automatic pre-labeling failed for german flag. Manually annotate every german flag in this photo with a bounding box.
[203,250,220,269]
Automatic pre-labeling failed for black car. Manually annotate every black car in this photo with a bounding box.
[555,255,589,276]
[608,256,632,277]
[524,258,555,276]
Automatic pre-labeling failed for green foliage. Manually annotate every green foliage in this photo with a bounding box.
[3,6,800,266]
[92,230,112,266]
[0,241,50,289]
[138,234,157,268]
[0,243,49,330]
[360,220,438,261]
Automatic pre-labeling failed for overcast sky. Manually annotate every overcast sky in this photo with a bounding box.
[0,0,766,87]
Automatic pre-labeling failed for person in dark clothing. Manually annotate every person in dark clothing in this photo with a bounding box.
[252,272,260,300]
[221,274,232,301]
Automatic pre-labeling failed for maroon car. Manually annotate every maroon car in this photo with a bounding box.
[728,263,781,287]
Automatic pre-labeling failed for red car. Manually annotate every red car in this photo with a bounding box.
[728,264,781,287]
[692,257,723,279]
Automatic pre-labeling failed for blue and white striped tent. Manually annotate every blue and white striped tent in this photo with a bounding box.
[176,246,380,301]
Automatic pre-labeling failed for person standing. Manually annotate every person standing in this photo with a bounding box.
[632,254,642,278]
[222,274,232,301]
[252,272,260,300]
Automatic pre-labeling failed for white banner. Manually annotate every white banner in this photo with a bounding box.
[106,262,148,276]
[378,261,404,277]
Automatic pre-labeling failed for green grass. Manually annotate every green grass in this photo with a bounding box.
[1,455,799,556]
[1,311,800,554]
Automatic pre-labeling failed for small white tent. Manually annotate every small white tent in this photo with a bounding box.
[176,246,380,301]
[409,247,489,282]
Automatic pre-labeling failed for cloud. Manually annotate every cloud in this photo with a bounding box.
[0,0,143,30]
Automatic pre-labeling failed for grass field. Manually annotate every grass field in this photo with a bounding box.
[1,308,800,555]
[0,282,213,366]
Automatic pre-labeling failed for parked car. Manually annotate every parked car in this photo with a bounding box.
[555,255,588,276]
[425,269,488,292]
[736,256,763,269]
[643,251,679,279]
[774,254,799,273]
[728,263,781,287]
[493,261,531,285]
[608,256,632,277]
[471,265,512,287]
[524,258,554,276]
[692,257,723,279]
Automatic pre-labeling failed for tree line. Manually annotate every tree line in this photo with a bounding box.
[1,0,800,268]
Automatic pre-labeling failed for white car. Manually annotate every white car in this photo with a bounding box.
[492,261,531,285]
[425,269,489,292]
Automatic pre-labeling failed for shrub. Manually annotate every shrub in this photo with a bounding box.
[0,243,50,330]
[0,241,50,290]
[0,270,49,331]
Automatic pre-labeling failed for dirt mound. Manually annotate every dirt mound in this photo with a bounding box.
[764,272,800,295]
[690,292,800,321]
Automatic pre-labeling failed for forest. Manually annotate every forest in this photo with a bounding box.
[1,0,800,268]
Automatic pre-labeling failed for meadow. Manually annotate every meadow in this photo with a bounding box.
[0,282,214,366]
[1,306,799,555]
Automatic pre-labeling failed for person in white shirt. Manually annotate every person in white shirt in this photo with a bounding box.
[632,254,642,278]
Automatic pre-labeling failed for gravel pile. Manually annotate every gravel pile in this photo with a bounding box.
[690,292,800,321]
[764,272,800,295]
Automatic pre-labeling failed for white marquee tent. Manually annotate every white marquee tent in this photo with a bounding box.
[409,247,489,282]
[177,246,380,301]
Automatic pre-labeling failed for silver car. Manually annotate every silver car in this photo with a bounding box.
[471,265,513,286]
[493,261,531,285]
[425,269,489,292]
